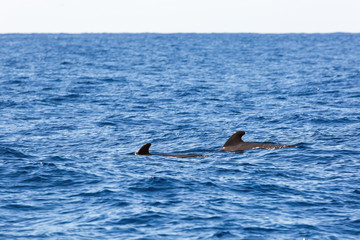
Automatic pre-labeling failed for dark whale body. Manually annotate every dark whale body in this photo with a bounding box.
[135,131,293,158]
[220,131,294,152]
[136,143,205,158]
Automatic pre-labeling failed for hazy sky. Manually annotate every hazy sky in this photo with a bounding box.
[1,0,359,33]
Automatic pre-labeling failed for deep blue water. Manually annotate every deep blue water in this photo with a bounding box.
[0,33,359,239]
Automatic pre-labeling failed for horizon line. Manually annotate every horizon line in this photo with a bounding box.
[1,31,359,35]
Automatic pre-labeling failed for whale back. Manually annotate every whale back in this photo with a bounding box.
[222,131,245,148]
[135,143,205,158]
[221,130,295,151]
[136,143,151,155]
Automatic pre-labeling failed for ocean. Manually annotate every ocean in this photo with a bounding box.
[0,33,359,239]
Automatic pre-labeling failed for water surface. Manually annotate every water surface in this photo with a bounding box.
[0,33,359,239]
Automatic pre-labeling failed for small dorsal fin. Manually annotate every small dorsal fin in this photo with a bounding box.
[136,143,151,155]
[222,131,245,147]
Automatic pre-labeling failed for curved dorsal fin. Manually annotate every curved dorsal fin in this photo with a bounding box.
[136,143,151,155]
[222,131,245,147]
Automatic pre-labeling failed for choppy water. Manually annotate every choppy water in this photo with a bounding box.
[0,33,359,239]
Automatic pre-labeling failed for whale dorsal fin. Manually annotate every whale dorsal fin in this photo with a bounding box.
[222,131,245,147]
[136,143,151,155]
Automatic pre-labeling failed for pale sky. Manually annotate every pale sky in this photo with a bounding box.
[0,0,359,33]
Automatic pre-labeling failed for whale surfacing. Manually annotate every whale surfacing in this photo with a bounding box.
[220,131,294,152]
[136,143,205,158]
[135,131,294,158]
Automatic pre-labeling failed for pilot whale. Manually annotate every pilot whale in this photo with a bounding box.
[135,131,294,158]
[220,131,294,151]
[136,143,205,158]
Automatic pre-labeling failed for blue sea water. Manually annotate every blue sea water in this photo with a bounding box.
[0,33,359,239]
